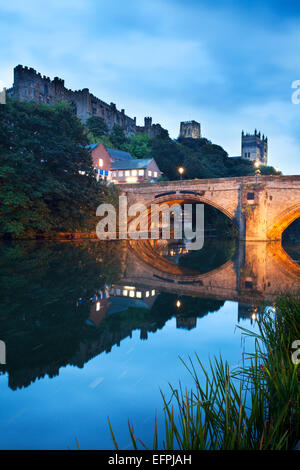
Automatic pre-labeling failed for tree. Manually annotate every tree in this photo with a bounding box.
[0,99,105,238]
[110,125,128,148]
[122,133,151,158]
[86,116,108,138]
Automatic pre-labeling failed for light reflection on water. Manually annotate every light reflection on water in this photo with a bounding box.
[0,238,299,449]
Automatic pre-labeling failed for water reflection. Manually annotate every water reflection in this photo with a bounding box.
[0,237,300,394]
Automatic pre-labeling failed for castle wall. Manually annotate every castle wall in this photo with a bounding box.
[8,65,164,137]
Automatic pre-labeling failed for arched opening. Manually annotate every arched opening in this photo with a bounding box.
[282,217,300,265]
[267,204,300,241]
[128,196,239,278]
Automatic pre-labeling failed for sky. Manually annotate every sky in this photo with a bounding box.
[0,0,300,173]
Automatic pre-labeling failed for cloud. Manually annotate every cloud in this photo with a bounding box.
[1,0,300,172]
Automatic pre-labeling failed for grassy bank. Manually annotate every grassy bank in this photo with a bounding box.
[109,293,300,450]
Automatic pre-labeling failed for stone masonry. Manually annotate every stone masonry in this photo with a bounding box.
[7,65,165,137]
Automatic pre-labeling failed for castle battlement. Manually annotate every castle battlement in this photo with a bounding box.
[241,130,268,165]
[179,120,201,139]
[8,65,165,138]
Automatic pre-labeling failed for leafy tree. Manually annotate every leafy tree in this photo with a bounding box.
[0,99,106,238]
[122,133,151,158]
[86,116,108,137]
[259,165,282,175]
[110,125,128,148]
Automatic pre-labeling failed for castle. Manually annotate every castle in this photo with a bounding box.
[7,65,165,138]
[179,120,201,139]
[241,130,268,165]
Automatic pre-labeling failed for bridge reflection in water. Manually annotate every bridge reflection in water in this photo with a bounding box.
[2,238,300,392]
[103,238,300,318]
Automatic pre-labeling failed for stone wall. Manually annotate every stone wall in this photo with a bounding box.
[7,65,165,137]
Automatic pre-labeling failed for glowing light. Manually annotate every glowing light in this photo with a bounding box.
[176,300,181,308]
[126,177,138,183]
[178,167,184,175]
[96,302,101,311]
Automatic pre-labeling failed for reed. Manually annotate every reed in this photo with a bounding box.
[109,293,300,450]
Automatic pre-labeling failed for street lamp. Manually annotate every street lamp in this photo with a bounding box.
[178,167,184,180]
[255,168,261,184]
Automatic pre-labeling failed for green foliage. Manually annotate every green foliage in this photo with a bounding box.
[259,165,282,175]
[122,133,151,159]
[0,98,111,238]
[110,125,128,148]
[86,116,108,137]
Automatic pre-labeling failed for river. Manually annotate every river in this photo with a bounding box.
[0,237,299,449]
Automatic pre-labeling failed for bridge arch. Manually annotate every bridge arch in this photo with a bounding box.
[133,192,239,234]
[267,204,300,240]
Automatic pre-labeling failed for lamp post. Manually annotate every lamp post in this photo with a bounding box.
[254,160,261,184]
[178,167,184,180]
[255,168,261,184]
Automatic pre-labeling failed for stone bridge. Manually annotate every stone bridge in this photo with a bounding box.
[119,239,300,305]
[118,175,300,241]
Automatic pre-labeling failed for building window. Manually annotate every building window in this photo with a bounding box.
[148,170,152,177]
[136,291,142,298]
[247,192,255,200]
[125,170,130,176]
[154,171,158,178]
[131,170,137,176]
[99,158,103,167]
[138,169,144,176]
[119,171,123,177]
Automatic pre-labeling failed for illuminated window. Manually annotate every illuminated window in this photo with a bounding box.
[112,172,116,178]
[96,302,101,311]
[138,169,144,176]
[123,290,128,296]
[151,290,155,296]
[99,158,103,167]
[129,290,135,297]
[116,289,121,295]
[148,170,152,177]
[131,170,137,176]
[125,170,130,176]
[146,291,150,297]
[119,171,123,177]
[154,171,158,178]
[136,291,142,298]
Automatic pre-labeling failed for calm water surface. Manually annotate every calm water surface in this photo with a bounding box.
[0,238,299,449]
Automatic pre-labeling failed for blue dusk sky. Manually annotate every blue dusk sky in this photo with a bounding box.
[1,0,300,173]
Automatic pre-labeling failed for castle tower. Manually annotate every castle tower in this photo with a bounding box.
[241,130,268,165]
[179,120,201,139]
